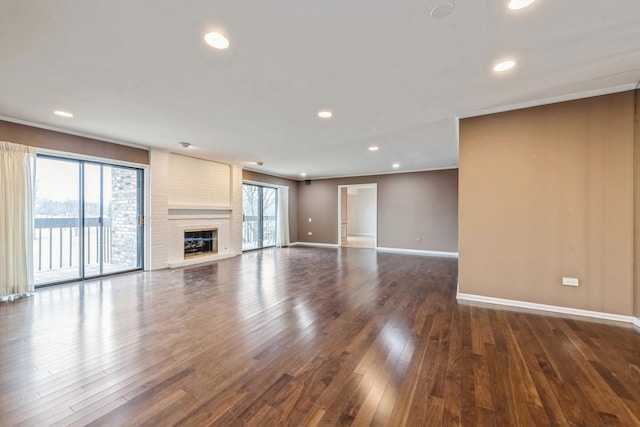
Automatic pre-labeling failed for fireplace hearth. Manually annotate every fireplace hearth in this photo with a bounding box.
[184,229,218,258]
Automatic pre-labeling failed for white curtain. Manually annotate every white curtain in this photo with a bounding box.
[276,185,290,247]
[0,141,35,299]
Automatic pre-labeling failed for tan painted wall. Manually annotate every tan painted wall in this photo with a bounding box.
[459,91,635,316]
[296,169,458,252]
[0,120,149,164]
[242,170,299,243]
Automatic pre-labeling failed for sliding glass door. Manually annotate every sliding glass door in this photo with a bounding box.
[33,155,143,285]
[83,163,102,278]
[262,187,277,247]
[33,157,82,283]
[242,184,277,251]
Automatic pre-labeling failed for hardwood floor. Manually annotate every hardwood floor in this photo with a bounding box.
[1,247,639,426]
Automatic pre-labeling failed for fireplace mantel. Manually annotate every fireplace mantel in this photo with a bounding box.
[168,206,232,221]
[168,204,231,211]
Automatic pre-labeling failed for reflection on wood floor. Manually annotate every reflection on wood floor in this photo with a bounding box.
[1,247,639,425]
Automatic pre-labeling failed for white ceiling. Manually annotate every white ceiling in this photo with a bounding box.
[1,0,639,180]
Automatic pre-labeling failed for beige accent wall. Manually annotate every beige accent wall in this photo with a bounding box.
[0,120,149,164]
[296,170,458,252]
[459,91,635,316]
[242,170,299,243]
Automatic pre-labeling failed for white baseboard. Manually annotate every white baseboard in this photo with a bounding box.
[289,242,340,249]
[457,292,635,324]
[289,243,458,256]
[633,317,640,329]
[0,292,33,303]
[376,247,459,258]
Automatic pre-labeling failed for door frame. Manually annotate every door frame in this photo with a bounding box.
[337,183,378,248]
[242,180,279,251]
[33,153,145,287]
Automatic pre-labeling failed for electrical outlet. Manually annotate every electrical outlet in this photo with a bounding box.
[562,277,579,287]
[308,231,313,236]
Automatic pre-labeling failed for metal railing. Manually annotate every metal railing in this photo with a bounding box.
[33,217,112,272]
[242,215,277,247]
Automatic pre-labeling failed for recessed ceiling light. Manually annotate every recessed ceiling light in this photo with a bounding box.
[179,142,191,148]
[318,111,333,119]
[300,172,307,177]
[369,146,379,152]
[493,59,516,72]
[430,2,455,20]
[54,110,73,118]
[204,32,230,49]
[508,0,535,10]
[392,163,400,168]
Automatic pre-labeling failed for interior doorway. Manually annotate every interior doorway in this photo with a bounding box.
[337,184,377,249]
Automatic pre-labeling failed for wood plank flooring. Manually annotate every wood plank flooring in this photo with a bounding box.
[1,247,639,426]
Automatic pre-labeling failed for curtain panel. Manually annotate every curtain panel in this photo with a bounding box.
[0,141,35,298]
[277,186,290,247]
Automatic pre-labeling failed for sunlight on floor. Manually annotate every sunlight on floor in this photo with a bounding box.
[341,235,375,249]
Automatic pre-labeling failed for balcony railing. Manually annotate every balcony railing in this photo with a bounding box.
[242,215,276,248]
[33,217,112,273]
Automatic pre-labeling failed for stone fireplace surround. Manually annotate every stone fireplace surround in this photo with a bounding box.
[167,208,232,268]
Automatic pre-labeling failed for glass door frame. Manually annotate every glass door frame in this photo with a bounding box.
[242,182,278,252]
[34,154,144,287]
[261,186,277,248]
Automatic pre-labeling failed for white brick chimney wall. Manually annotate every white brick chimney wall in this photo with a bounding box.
[230,165,243,255]
[149,149,169,270]
[149,149,243,270]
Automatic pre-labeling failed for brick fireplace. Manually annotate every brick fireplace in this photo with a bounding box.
[149,150,243,270]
